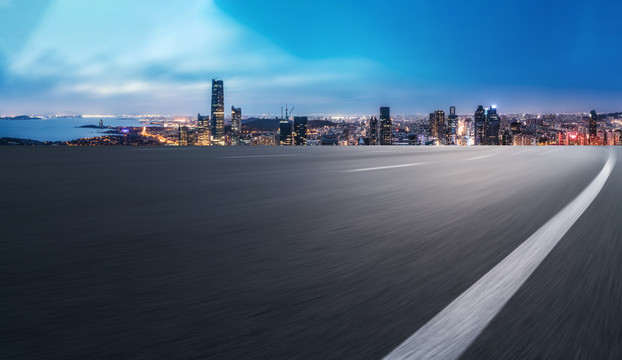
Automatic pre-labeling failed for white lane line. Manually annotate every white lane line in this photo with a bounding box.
[345,163,426,172]
[465,153,495,161]
[222,154,302,159]
[384,151,616,360]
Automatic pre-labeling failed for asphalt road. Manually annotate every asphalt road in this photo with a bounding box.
[1,146,620,359]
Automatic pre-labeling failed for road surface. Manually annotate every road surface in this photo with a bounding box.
[1,146,621,359]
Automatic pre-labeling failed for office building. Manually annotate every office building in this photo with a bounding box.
[447,106,457,144]
[474,105,486,145]
[369,116,379,145]
[380,106,391,145]
[294,116,308,146]
[231,106,242,146]
[429,110,446,145]
[486,106,500,145]
[589,110,598,143]
[179,125,190,146]
[211,79,225,145]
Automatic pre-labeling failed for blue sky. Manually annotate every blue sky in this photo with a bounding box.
[0,0,621,115]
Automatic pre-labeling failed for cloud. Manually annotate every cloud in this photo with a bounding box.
[3,0,384,114]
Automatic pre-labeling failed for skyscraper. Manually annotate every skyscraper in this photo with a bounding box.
[197,113,210,146]
[179,125,190,146]
[231,106,242,146]
[589,110,598,142]
[369,116,379,145]
[429,110,445,145]
[294,116,308,146]
[447,106,457,144]
[379,106,391,145]
[486,106,500,145]
[210,79,225,145]
[474,105,486,145]
[279,107,293,145]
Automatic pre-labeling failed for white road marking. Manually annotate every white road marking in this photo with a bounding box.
[222,154,302,159]
[384,151,616,360]
[465,153,495,161]
[345,163,426,172]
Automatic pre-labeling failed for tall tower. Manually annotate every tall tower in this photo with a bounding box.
[429,110,446,145]
[589,110,598,142]
[294,116,308,146]
[379,106,391,145]
[210,79,225,145]
[448,106,457,144]
[369,116,379,145]
[231,106,242,146]
[474,105,486,145]
[279,106,293,145]
[486,105,500,145]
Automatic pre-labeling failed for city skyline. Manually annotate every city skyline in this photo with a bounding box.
[1,0,622,115]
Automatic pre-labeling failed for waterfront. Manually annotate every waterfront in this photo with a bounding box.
[0,117,151,142]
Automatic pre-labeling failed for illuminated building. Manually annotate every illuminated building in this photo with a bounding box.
[293,116,308,146]
[447,106,457,144]
[369,116,379,145]
[510,121,521,135]
[197,113,210,146]
[279,120,292,145]
[474,105,486,145]
[429,110,445,145]
[210,79,225,145]
[231,106,242,146]
[179,125,190,146]
[589,110,598,139]
[198,113,209,128]
[380,106,391,145]
[486,106,500,145]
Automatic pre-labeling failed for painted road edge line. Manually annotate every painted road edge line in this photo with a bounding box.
[345,163,426,172]
[383,150,616,360]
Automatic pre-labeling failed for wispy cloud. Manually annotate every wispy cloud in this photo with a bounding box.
[2,0,385,114]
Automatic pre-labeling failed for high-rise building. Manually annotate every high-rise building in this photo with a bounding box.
[198,113,209,128]
[179,125,190,146]
[379,106,391,145]
[429,110,446,144]
[486,106,500,145]
[589,110,598,142]
[474,105,486,145]
[197,113,210,146]
[369,116,379,145]
[447,106,457,144]
[293,117,308,146]
[231,106,242,146]
[210,79,225,145]
[279,107,293,145]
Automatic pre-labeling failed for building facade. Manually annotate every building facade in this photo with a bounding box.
[294,116,308,146]
[380,106,391,145]
[231,106,242,146]
[210,79,225,145]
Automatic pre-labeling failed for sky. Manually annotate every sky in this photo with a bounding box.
[0,0,621,115]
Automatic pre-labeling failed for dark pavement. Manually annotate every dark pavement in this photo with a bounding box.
[1,146,619,359]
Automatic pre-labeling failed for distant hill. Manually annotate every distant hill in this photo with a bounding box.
[242,118,338,131]
[243,118,281,131]
[1,115,41,120]
[308,120,337,128]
